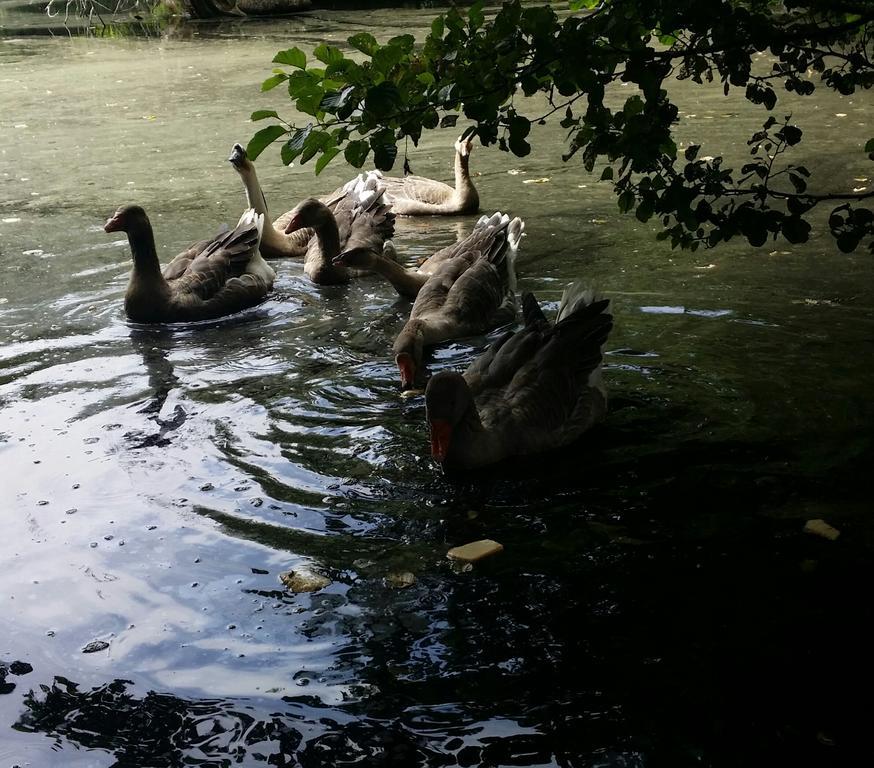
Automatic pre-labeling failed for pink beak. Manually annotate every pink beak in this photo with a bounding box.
[429,419,452,462]
[396,354,416,390]
[284,214,302,234]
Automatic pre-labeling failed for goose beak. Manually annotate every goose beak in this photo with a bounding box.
[228,143,247,168]
[104,213,123,233]
[396,353,416,390]
[284,214,302,234]
[429,419,452,462]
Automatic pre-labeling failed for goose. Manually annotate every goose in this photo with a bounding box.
[228,142,338,259]
[104,205,274,323]
[284,171,395,285]
[390,212,523,389]
[332,217,493,301]
[373,134,479,216]
[424,284,613,472]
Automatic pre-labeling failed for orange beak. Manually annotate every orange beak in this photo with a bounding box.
[429,418,452,462]
[396,354,416,390]
[284,214,302,234]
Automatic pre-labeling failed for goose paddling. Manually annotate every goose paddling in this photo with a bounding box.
[424,284,613,471]
[375,134,479,216]
[104,205,274,323]
[391,212,523,389]
[284,171,395,285]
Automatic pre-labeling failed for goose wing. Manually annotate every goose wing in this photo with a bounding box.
[477,293,612,452]
[170,273,271,320]
[384,175,453,206]
[342,172,396,257]
[168,211,264,301]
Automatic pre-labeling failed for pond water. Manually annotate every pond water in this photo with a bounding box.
[2,5,874,766]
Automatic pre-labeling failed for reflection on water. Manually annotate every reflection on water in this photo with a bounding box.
[2,6,874,767]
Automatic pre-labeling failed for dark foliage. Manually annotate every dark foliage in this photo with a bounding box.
[251,0,874,254]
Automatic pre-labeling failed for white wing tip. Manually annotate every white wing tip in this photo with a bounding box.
[238,207,265,236]
[557,282,605,321]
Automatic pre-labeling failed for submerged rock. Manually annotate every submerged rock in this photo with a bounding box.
[386,571,417,589]
[82,640,110,654]
[280,568,331,593]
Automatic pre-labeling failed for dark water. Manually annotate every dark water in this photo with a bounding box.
[2,6,874,767]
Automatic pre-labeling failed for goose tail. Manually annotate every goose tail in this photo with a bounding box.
[556,282,607,323]
[235,207,265,239]
[504,217,524,295]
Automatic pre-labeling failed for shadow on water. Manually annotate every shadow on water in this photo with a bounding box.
[10,481,874,766]
[9,397,874,765]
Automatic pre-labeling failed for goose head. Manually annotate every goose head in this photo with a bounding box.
[284,198,332,234]
[424,370,474,462]
[227,143,250,171]
[392,323,425,391]
[104,204,150,235]
[454,134,474,159]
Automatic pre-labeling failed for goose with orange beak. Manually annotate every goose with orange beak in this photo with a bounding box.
[390,212,523,391]
[424,284,613,471]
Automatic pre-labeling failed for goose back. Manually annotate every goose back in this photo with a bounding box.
[111,206,273,324]
[392,212,522,388]
[428,285,613,469]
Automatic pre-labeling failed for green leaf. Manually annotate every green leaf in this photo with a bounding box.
[280,124,312,165]
[313,44,344,67]
[315,147,341,175]
[788,172,807,194]
[684,145,700,161]
[508,114,531,140]
[623,95,645,116]
[373,45,405,75]
[417,72,436,87]
[781,216,811,244]
[250,109,279,122]
[635,200,654,222]
[387,34,415,53]
[600,166,614,181]
[437,83,457,105]
[365,82,402,117]
[422,108,440,129]
[348,32,378,56]
[618,190,635,213]
[836,231,861,253]
[373,142,398,170]
[781,125,803,146]
[371,130,398,171]
[247,125,288,161]
[509,135,531,157]
[320,86,356,113]
[261,74,288,92]
[431,16,444,38]
[344,140,370,168]
[468,0,485,29]
[287,69,320,98]
[440,115,458,128]
[300,130,333,164]
[273,47,307,69]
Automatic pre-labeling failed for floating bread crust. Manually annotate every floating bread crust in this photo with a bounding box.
[447,539,504,562]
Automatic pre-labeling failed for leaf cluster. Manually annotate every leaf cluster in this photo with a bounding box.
[251,0,874,253]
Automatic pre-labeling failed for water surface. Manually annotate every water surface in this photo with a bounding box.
[2,7,874,766]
